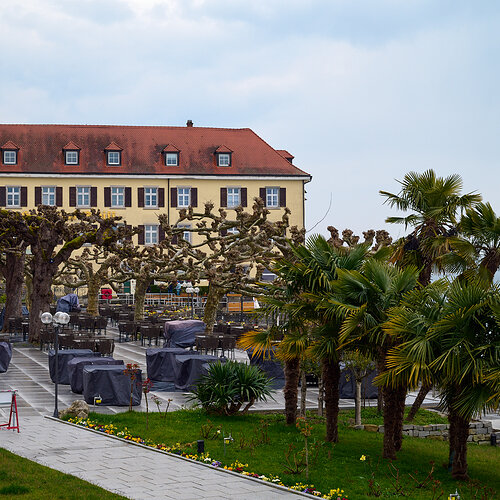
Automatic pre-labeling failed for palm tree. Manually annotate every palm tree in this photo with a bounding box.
[383,279,500,479]
[320,259,420,459]
[380,169,481,420]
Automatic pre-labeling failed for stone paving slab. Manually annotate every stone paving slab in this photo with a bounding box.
[0,416,303,500]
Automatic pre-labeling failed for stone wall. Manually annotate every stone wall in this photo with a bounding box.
[354,421,493,444]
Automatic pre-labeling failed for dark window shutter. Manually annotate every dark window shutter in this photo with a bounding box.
[104,187,111,207]
[20,187,27,207]
[158,188,165,207]
[56,187,63,207]
[279,187,286,207]
[138,225,145,245]
[241,188,247,207]
[191,187,198,207]
[159,226,165,242]
[125,187,132,207]
[259,188,266,203]
[220,228,227,236]
[220,188,227,207]
[137,188,144,207]
[125,224,132,241]
[91,187,97,207]
[69,187,76,207]
[0,187,5,206]
[35,187,41,206]
[171,188,177,208]
[172,233,178,244]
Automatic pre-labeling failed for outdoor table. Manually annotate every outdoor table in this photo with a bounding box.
[163,320,205,348]
[82,365,142,406]
[246,347,285,380]
[173,354,220,391]
[0,342,12,373]
[146,348,194,382]
[48,349,98,385]
[68,356,124,394]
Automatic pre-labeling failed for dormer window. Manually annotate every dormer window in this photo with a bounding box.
[107,151,121,165]
[217,153,231,167]
[1,141,20,165]
[3,150,17,165]
[65,150,79,165]
[166,152,179,166]
[104,142,123,166]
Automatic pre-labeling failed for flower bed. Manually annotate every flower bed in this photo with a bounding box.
[66,417,348,499]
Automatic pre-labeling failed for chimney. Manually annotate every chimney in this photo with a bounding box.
[186,120,193,127]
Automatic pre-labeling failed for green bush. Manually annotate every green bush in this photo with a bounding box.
[190,361,273,415]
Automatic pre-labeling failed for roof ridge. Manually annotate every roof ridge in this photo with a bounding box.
[0,123,253,131]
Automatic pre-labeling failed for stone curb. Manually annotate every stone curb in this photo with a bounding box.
[46,416,313,499]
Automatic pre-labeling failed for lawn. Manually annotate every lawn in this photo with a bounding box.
[0,448,125,499]
[70,408,499,499]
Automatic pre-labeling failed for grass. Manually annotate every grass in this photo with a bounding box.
[76,408,499,499]
[0,448,126,499]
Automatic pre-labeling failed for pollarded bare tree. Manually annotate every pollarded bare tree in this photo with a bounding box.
[0,206,131,342]
[159,198,304,334]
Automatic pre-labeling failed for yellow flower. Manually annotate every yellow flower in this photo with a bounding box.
[360,455,366,461]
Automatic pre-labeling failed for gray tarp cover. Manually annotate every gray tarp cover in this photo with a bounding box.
[68,357,124,394]
[146,348,193,382]
[82,365,142,406]
[339,368,378,399]
[0,342,12,373]
[48,349,98,384]
[173,354,220,391]
[246,348,285,380]
[163,320,205,348]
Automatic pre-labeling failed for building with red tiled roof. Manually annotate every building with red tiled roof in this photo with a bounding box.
[0,122,311,244]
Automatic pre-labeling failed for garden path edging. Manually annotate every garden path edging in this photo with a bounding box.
[46,416,313,499]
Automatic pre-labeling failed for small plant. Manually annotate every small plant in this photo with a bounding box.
[189,361,273,415]
[142,378,153,429]
[296,417,312,479]
[123,363,140,412]
[200,420,222,439]
[151,395,173,421]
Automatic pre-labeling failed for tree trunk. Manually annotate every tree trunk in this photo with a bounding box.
[355,380,362,426]
[323,358,340,443]
[406,383,432,422]
[448,409,470,480]
[393,385,407,452]
[133,278,150,322]
[376,354,385,415]
[300,371,307,417]
[1,252,25,332]
[317,374,324,417]
[383,385,398,460]
[203,284,224,335]
[86,277,101,317]
[29,263,54,343]
[284,357,300,425]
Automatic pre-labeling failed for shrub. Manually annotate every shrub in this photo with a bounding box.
[190,361,273,415]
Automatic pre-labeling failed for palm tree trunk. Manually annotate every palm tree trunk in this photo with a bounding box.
[323,358,340,443]
[284,357,300,425]
[383,385,398,460]
[406,383,431,421]
[300,371,307,417]
[448,409,469,480]
[317,374,324,417]
[393,385,407,452]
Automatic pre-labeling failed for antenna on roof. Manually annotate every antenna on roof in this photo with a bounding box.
[186,120,193,127]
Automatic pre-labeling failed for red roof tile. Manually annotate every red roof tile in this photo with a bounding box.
[214,144,233,153]
[62,140,81,150]
[1,140,20,150]
[0,124,310,178]
[104,141,123,151]
[162,144,180,153]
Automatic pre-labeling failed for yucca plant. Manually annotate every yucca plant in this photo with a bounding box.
[189,361,273,415]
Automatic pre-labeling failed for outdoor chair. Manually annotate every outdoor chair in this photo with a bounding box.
[140,325,162,346]
[197,336,219,356]
[58,334,75,349]
[94,316,108,335]
[95,338,115,356]
[39,328,55,351]
[220,337,236,359]
[7,318,23,337]
[77,317,95,335]
[118,321,136,342]
[69,312,80,330]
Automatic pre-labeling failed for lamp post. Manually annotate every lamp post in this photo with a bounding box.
[41,311,70,418]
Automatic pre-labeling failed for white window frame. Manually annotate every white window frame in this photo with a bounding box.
[76,186,91,208]
[144,187,158,208]
[42,186,56,206]
[65,150,79,165]
[227,187,241,208]
[144,224,159,245]
[177,187,191,208]
[3,150,17,165]
[165,152,178,166]
[6,186,20,208]
[218,153,231,167]
[266,187,279,208]
[111,186,125,208]
[226,227,239,235]
[107,151,121,165]
[179,224,191,243]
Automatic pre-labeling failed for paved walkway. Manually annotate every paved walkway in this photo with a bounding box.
[0,415,302,499]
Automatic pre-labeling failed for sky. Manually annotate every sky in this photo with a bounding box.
[1,0,499,241]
